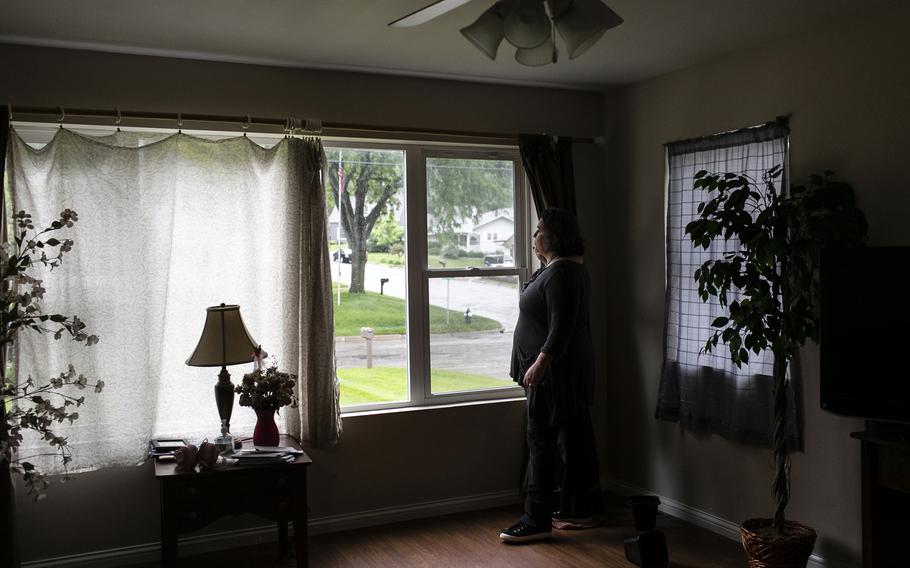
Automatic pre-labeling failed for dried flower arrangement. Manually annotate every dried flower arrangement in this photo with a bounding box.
[235,364,298,412]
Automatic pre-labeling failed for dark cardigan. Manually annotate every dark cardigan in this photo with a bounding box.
[510,260,595,421]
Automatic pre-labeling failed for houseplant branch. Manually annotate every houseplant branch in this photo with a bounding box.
[1,207,104,567]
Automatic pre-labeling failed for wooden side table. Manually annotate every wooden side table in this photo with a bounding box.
[154,440,312,567]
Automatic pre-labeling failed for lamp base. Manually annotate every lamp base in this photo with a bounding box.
[214,367,234,430]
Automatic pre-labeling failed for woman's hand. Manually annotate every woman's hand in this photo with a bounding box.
[523,362,544,389]
[522,352,551,389]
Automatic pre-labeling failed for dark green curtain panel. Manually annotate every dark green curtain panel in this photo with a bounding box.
[519,134,576,217]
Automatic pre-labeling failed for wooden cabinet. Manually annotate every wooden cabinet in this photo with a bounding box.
[853,423,910,568]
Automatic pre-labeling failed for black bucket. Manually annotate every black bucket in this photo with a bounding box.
[629,495,661,531]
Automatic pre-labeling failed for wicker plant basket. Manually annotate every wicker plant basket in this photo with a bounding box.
[740,518,817,568]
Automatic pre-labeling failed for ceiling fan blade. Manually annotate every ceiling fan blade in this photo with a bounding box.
[389,0,474,27]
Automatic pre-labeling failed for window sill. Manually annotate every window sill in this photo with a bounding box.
[341,395,525,418]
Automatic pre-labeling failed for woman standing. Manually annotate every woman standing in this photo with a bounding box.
[500,208,601,543]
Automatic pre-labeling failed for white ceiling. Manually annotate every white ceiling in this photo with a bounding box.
[0,0,893,91]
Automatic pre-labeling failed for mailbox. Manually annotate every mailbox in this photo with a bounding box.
[360,327,374,339]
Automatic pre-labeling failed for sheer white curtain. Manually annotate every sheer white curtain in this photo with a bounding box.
[9,128,340,473]
[656,122,797,447]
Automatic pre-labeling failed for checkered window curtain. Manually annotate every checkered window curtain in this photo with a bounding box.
[655,122,798,447]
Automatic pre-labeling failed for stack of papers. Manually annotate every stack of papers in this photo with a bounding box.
[231,448,298,465]
[252,446,303,454]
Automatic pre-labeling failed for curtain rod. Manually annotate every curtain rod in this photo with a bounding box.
[6,105,600,145]
[664,116,790,148]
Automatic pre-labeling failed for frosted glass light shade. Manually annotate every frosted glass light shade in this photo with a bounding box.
[515,36,557,66]
[503,0,550,48]
[460,3,505,60]
[554,0,623,59]
[186,303,261,367]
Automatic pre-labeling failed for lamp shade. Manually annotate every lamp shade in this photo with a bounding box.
[186,304,261,367]
[515,35,557,66]
[553,0,623,59]
[503,0,550,49]
[460,2,505,60]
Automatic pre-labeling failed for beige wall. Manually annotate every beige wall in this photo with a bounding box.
[602,1,910,565]
[0,44,608,562]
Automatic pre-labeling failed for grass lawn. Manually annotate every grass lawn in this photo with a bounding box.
[332,286,500,336]
[338,366,515,406]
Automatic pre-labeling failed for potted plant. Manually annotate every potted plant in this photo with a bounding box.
[1,209,104,568]
[685,168,867,567]
[235,363,298,447]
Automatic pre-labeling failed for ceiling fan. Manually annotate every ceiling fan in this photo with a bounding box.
[389,0,623,66]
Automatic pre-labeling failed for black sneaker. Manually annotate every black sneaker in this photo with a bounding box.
[499,522,552,543]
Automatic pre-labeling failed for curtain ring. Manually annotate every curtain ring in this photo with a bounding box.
[57,106,66,124]
[242,115,251,130]
[177,112,183,131]
[115,108,122,125]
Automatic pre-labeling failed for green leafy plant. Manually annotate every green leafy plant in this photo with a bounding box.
[1,209,103,500]
[366,212,404,253]
[236,364,298,412]
[685,168,867,533]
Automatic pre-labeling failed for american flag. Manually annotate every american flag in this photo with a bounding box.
[337,162,345,194]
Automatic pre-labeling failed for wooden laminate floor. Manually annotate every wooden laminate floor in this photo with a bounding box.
[158,501,745,567]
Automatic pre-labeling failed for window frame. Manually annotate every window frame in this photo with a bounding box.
[330,141,529,414]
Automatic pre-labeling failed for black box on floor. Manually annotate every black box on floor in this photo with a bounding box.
[623,530,668,568]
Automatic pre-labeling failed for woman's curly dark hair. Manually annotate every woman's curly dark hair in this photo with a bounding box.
[539,208,585,257]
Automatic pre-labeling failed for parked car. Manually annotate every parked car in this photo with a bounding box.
[332,248,352,263]
[483,254,514,267]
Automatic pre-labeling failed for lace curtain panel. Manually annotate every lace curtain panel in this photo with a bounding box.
[655,123,798,447]
[8,128,340,474]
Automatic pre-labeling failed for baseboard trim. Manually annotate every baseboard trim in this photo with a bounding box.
[22,488,520,568]
[605,478,845,568]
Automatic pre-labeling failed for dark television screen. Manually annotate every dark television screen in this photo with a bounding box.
[820,247,910,422]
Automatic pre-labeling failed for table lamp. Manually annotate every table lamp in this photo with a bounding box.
[186,303,263,430]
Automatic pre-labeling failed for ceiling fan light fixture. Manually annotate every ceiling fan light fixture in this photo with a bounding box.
[515,35,558,66]
[503,0,551,49]
[553,0,623,59]
[459,2,506,60]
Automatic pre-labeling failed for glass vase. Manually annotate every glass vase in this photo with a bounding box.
[252,407,280,447]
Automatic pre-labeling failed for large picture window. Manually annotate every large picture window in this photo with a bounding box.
[327,144,528,410]
[6,124,528,477]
